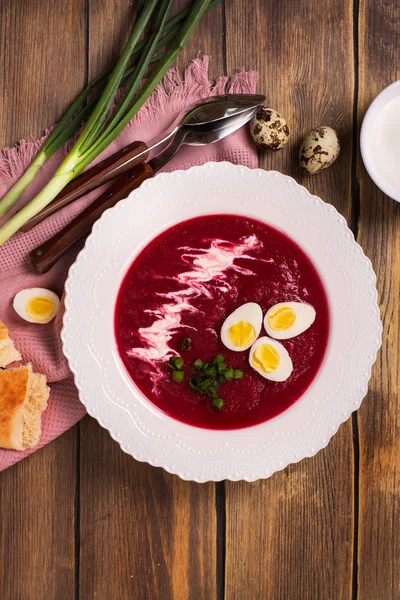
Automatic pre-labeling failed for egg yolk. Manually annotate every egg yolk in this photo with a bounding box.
[268,306,296,331]
[228,321,256,348]
[26,297,55,323]
[252,344,280,373]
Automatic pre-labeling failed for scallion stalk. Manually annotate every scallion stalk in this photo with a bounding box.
[0,0,213,245]
[0,0,220,220]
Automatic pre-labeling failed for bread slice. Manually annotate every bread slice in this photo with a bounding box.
[0,319,22,368]
[0,364,50,450]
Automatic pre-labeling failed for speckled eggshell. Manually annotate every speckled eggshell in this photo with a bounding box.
[249,107,290,151]
[299,126,340,174]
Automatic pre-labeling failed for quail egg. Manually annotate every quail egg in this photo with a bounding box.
[249,336,293,382]
[299,126,340,174]
[264,302,316,339]
[13,288,60,324]
[249,106,289,151]
[220,302,263,351]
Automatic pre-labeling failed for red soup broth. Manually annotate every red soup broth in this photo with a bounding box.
[114,214,329,430]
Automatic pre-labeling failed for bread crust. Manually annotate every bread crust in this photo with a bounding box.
[0,366,30,450]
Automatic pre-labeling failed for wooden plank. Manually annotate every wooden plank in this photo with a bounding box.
[79,420,216,600]
[356,1,400,598]
[78,3,221,598]
[0,433,77,599]
[0,1,85,599]
[0,0,86,143]
[172,0,225,78]
[224,1,355,598]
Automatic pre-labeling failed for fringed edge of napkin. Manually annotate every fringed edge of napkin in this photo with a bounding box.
[0,57,258,194]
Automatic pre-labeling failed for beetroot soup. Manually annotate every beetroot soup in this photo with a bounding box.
[114,214,329,430]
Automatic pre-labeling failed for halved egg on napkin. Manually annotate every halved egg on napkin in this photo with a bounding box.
[13,288,60,324]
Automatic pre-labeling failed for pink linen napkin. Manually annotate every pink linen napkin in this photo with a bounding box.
[0,57,258,471]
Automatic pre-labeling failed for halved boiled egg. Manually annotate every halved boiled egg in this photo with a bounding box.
[220,302,263,351]
[264,302,316,340]
[13,288,60,324]
[249,336,293,382]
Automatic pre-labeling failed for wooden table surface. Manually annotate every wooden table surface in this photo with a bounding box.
[0,1,399,599]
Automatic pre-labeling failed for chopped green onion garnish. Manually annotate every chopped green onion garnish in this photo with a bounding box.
[169,356,184,370]
[223,368,234,381]
[211,398,224,410]
[212,354,225,365]
[204,366,217,378]
[189,353,244,413]
[198,380,213,392]
[189,378,199,391]
[180,337,192,351]
[172,370,184,383]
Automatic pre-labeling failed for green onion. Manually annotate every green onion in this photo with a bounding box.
[180,337,192,351]
[198,380,213,392]
[211,398,224,410]
[0,0,215,244]
[203,366,217,377]
[169,356,184,370]
[223,368,234,381]
[189,378,199,391]
[190,353,244,411]
[212,354,225,365]
[0,1,221,219]
[172,370,185,383]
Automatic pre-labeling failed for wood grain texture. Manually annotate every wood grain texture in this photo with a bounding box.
[77,3,221,598]
[0,432,77,600]
[79,419,217,600]
[356,1,400,598]
[0,1,84,599]
[224,1,355,598]
[172,0,224,78]
[0,0,86,144]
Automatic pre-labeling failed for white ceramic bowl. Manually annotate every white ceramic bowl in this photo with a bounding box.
[360,80,400,202]
[62,163,382,482]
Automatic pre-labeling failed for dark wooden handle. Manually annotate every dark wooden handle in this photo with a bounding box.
[30,162,153,273]
[21,140,148,232]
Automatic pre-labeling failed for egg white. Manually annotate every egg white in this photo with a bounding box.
[249,336,293,382]
[220,302,263,351]
[13,288,60,324]
[264,302,316,340]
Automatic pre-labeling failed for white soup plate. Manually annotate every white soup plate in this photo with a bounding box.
[62,162,382,482]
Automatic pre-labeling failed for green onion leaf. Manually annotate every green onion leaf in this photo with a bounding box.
[189,377,200,391]
[212,354,225,365]
[211,398,224,410]
[233,370,244,379]
[204,366,217,378]
[172,370,184,383]
[223,368,234,381]
[180,337,192,351]
[193,359,204,370]
[169,356,184,370]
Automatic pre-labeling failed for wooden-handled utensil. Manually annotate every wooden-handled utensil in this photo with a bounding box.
[30,163,153,273]
[21,141,149,232]
[30,94,266,272]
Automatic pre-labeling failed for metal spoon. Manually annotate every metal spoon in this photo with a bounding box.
[22,94,265,232]
[30,93,265,272]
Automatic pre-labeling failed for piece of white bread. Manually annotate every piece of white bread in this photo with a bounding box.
[0,364,50,450]
[0,319,22,368]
